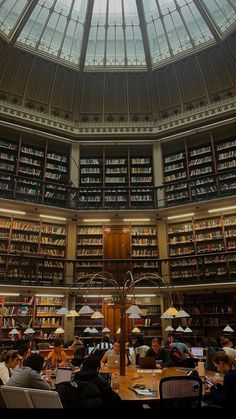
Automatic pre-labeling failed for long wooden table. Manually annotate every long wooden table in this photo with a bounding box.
[100,365,221,402]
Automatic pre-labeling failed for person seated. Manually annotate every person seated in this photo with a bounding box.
[6,353,50,390]
[100,341,129,365]
[168,334,195,367]
[56,357,121,408]
[0,350,19,384]
[69,335,84,348]
[206,351,236,408]
[46,338,68,368]
[146,338,174,367]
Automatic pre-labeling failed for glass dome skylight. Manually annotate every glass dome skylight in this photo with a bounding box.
[0,0,235,70]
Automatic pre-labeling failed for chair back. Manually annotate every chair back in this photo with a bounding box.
[159,375,203,408]
[0,386,63,408]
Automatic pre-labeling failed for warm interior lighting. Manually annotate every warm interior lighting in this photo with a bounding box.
[56,307,70,315]
[184,327,193,333]
[165,325,175,332]
[132,327,141,333]
[84,327,92,333]
[128,312,141,319]
[91,310,104,319]
[0,293,20,296]
[223,325,234,332]
[127,294,156,297]
[176,309,190,318]
[126,304,143,315]
[77,305,94,315]
[9,328,19,335]
[54,327,65,334]
[123,218,150,222]
[83,219,110,222]
[167,213,194,220]
[161,306,181,319]
[102,327,111,333]
[116,328,121,334]
[175,326,185,332]
[39,214,67,221]
[208,205,236,213]
[24,327,35,335]
[0,208,26,215]
[82,295,112,298]
[67,310,79,317]
[35,294,64,297]
[90,327,99,334]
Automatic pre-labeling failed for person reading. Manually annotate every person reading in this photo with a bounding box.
[46,339,68,368]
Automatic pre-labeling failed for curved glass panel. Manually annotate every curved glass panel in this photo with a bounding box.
[0,0,235,69]
[17,0,87,65]
[0,0,28,36]
[85,0,146,67]
[201,0,236,34]
[143,0,214,65]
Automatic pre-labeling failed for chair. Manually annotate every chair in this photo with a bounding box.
[0,386,63,408]
[159,376,203,408]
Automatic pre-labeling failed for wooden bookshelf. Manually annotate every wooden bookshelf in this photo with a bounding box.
[76,225,104,279]
[131,225,159,276]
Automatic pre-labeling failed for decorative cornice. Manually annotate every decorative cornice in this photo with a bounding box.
[0,96,235,139]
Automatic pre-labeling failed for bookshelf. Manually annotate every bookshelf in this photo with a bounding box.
[163,148,189,205]
[34,295,64,340]
[0,133,70,206]
[131,225,159,276]
[167,214,236,283]
[0,295,34,341]
[75,296,103,343]
[173,293,236,342]
[78,145,153,209]
[76,226,104,279]
[215,137,236,195]
[0,216,67,285]
[133,303,162,344]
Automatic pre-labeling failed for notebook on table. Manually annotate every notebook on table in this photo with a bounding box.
[55,367,73,385]
[107,355,120,368]
[139,357,157,369]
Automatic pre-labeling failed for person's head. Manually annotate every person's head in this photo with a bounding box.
[151,338,162,353]
[212,351,236,373]
[80,357,100,373]
[222,338,233,348]
[113,342,120,353]
[24,353,44,373]
[17,342,31,360]
[0,350,19,368]
[168,334,175,343]
[54,339,64,353]
[102,336,110,343]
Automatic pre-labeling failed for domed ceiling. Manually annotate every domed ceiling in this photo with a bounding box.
[0,0,235,138]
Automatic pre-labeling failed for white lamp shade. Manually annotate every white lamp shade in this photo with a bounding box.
[102,327,111,333]
[78,305,94,315]
[116,328,121,334]
[165,325,174,331]
[175,326,185,332]
[126,304,143,315]
[67,309,79,317]
[54,327,65,334]
[9,328,18,335]
[24,327,35,335]
[223,325,234,332]
[132,326,141,333]
[56,307,70,315]
[161,306,180,318]
[128,312,141,319]
[84,327,92,333]
[91,310,104,319]
[90,327,99,334]
[176,309,190,318]
[184,327,193,333]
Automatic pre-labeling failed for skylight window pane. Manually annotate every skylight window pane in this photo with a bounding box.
[108,0,122,24]
[123,0,139,24]
[202,0,236,33]
[18,4,48,47]
[0,0,28,35]
[92,0,107,25]
[60,20,84,63]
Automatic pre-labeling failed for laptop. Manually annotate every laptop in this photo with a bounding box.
[107,355,120,368]
[139,357,157,369]
[55,367,73,385]
[191,347,204,358]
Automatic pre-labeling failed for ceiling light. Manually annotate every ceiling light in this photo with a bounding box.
[165,326,175,332]
[39,214,67,221]
[123,218,150,222]
[9,328,19,335]
[208,206,236,213]
[102,327,111,333]
[175,326,185,332]
[223,325,234,332]
[167,213,194,220]
[83,219,110,222]
[24,327,35,335]
[55,327,65,334]
[0,208,26,215]
[82,295,112,298]
[132,327,141,333]
[127,294,156,297]
[0,293,20,296]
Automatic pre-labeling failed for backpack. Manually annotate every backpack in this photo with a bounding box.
[169,346,184,363]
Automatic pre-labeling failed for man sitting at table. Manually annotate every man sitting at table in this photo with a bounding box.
[145,338,174,367]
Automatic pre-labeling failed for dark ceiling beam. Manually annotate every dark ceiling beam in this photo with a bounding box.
[136,0,158,118]
[72,0,94,120]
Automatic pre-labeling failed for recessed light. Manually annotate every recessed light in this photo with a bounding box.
[208,206,236,213]
[39,214,67,221]
[123,218,150,222]
[167,213,194,220]
[83,219,110,222]
[0,208,26,215]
